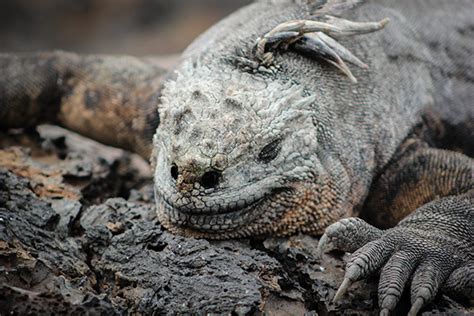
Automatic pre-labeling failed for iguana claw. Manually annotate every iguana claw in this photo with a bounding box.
[255,16,389,82]
[333,277,352,302]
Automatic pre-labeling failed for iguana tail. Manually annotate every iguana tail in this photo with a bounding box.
[0,51,169,158]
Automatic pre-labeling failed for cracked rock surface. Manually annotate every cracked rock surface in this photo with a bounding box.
[0,126,468,315]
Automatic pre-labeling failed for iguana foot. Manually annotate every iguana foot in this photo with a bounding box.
[254,16,389,82]
[317,195,473,315]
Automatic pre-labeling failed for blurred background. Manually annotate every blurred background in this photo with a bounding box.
[0,0,251,56]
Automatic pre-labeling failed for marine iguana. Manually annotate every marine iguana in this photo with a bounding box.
[0,0,473,314]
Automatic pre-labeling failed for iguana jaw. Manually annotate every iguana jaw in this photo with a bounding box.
[156,180,350,239]
[155,178,350,239]
[154,184,290,238]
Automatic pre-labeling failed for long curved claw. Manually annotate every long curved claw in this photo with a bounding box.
[407,298,424,316]
[333,277,353,302]
[324,16,390,37]
[294,33,358,82]
[332,239,393,302]
[316,32,368,68]
[254,15,389,82]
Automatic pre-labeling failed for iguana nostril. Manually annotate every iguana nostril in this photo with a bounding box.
[170,164,179,180]
[200,170,221,189]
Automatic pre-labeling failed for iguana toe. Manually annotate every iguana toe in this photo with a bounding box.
[378,250,420,313]
[316,217,382,255]
[408,257,455,315]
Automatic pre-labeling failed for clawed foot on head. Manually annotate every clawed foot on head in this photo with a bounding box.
[254,15,389,83]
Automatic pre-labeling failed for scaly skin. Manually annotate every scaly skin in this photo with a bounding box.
[0,0,473,314]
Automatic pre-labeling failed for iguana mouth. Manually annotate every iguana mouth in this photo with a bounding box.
[155,189,276,232]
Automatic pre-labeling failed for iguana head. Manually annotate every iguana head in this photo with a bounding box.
[152,1,365,238]
[153,57,347,238]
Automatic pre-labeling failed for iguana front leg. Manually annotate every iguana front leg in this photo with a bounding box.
[0,51,169,158]
[317,143,473,315]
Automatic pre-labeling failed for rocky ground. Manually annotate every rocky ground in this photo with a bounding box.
[0,126,469,315]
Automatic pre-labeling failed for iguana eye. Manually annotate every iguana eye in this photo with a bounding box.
[258,138,282,163]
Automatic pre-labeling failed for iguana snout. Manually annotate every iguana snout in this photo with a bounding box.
[172,155,222,192]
